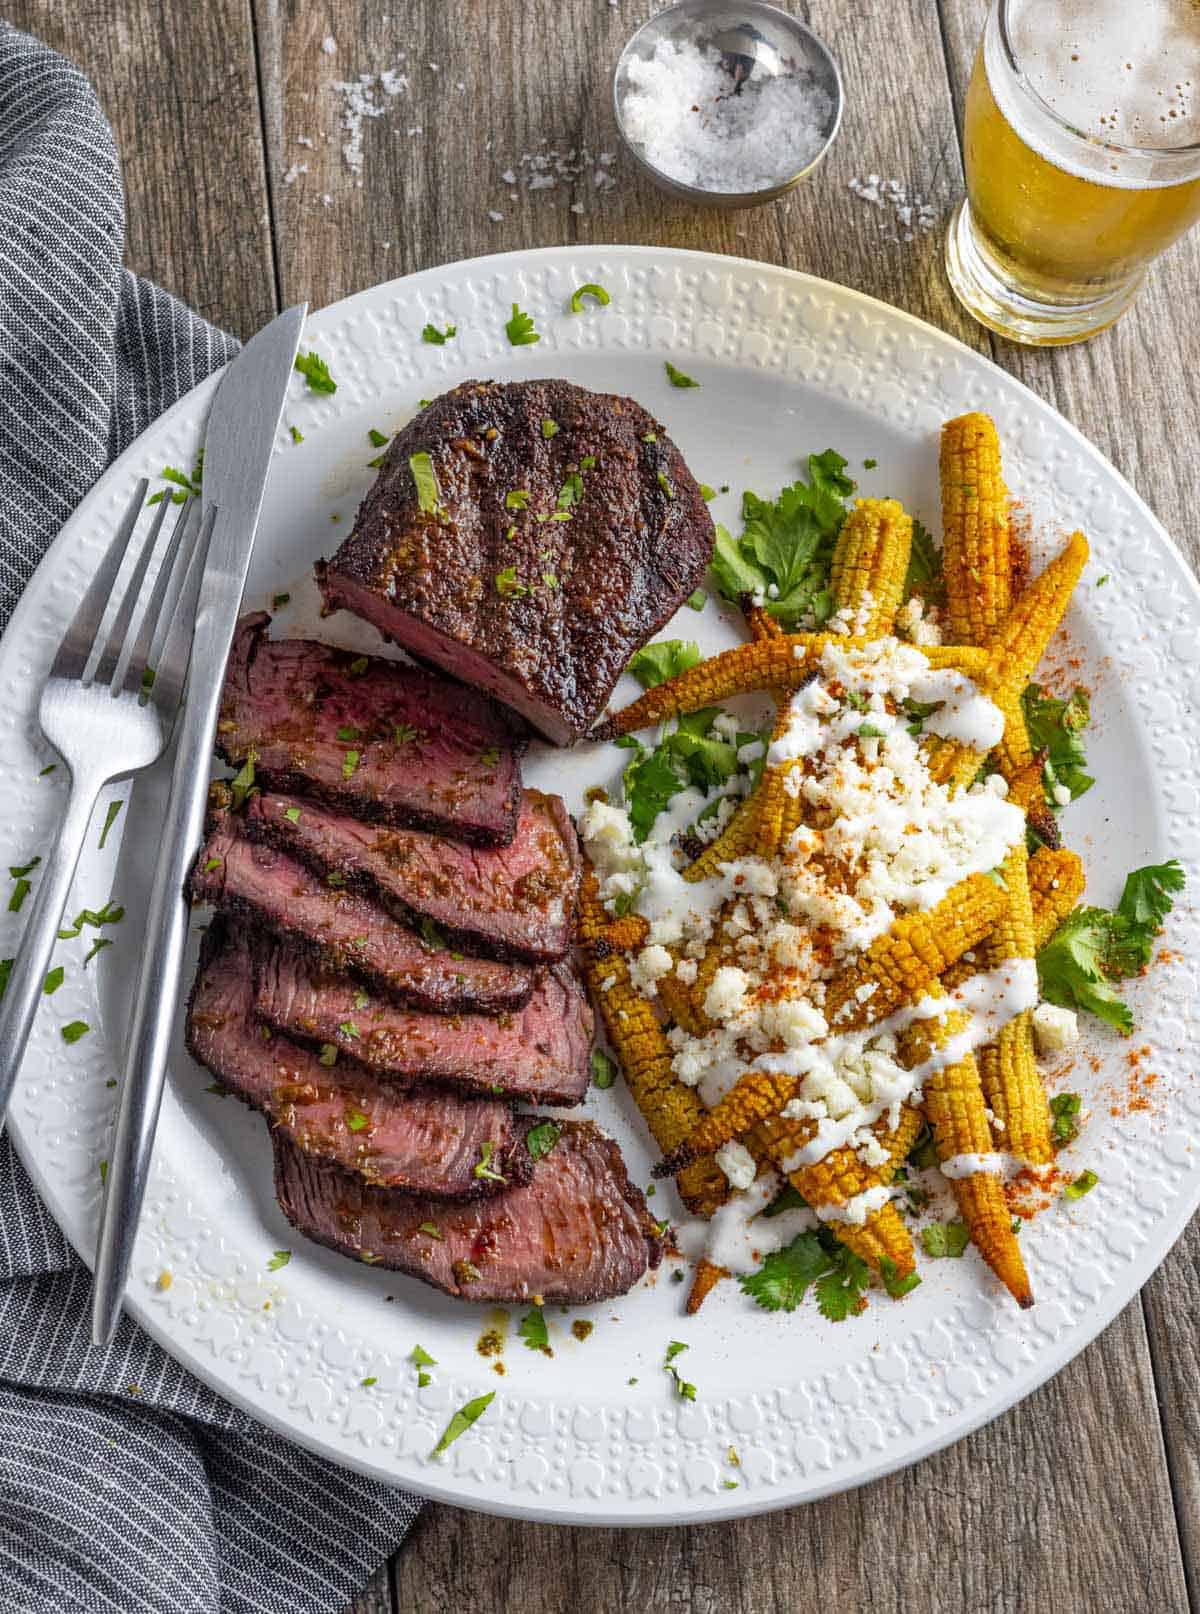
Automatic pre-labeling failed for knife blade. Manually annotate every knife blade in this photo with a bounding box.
[91,303,307,1346]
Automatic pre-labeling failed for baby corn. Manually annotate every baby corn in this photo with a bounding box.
[1028,847,1086,949]
[656,1070,801,1176]
[829,497,913,637]
[824,873,1006,1031]
[986,531,1089,695]
[684,793,760,882]
[940,412,1012,646]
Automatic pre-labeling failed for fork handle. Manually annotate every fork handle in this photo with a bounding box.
[0,767,105,1125]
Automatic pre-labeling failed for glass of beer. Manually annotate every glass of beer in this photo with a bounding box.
[946,0,1200,345]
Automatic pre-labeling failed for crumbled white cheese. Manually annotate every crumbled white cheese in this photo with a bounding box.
[630,944,673,996]
[714,1140,758,1191]
[1032,1001,1079,1055]
[704,966,753,1023]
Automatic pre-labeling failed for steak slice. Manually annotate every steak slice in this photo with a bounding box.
[272,1118,663,1302]
[187,926,528,1197]
[253,936,591,1105]
[216,612,525,845]
[316,379,715,745]
[243,786,579,964]
[189,805,535,1015]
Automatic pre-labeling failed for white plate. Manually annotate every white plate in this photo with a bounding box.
[3,246,1199,1525]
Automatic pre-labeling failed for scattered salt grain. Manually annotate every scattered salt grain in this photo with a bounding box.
[331,69,410,175]
[296,135,314,148]
[282,161,309,185]
[488,209,505,222]
[848,174,938,242]
[618,37,833,193]
[321,35,337,55]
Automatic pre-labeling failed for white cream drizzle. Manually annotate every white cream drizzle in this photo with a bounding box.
[704,1171,818,1274]
[939,1152,1006,1180]
[815,1183,895,1225]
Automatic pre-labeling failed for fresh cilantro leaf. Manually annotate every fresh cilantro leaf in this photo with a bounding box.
[739,1231,831,1312]
[698,484,717,502]
[474,1140,506,1182]
[518,1306,551,1353]
[505,488,530,510]
[664,360,699,388]
[686,588,706,610]
[83,937,112,967]
[9,856,41,879]
[590,1048,617,1088]
[814,1246,870,1321]
[411,1344,437,1368]
[525,1120,561,1161]
[1064,1169,1099,1200]
[284,805,302,824]
[367,428,390,447]
[505,303,540,346]
[345,1104,369,1132]
[495,566,529,599]
[409,451,440,515]
[294,351,336,394]
[621,740,683,843]
[627,640,701,689]
[229,750,256,809]
[1118,860,1186,934]
[1049,1091,1082,1145]
[556,472,583,513]
[1022,683,1094,805]
[879,1256,921,1298]
[541,418,560,439]
[663,1340,697,1400]
[903,518,945,605]
[920,1220,971,1258]
[341,749,360,779]
[267,1250,291,1271]
[417,1371,432,1387]
[289,425,303,444]
[421,322,456,344]
[431,1391,496,1456]
[569,283,610,313]
[61,1021,90,1044]
[42,966,64,995]
[98,799,123,850]
[619,707,743,842]
[361,1377,378,1387]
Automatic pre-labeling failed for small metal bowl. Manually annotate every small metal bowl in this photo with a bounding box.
[613,0,844,209]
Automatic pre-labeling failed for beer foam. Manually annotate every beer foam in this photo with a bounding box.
[994,0,1200,183]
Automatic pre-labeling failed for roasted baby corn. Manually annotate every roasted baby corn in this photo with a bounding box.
[977,844,1053,1166]
[684,793,761,882]
[902,996,1033,1307]
[829,497,914,637]
[1028,846,1086,949]
[985,531,1089,695]
[823,873,1007,1031]
[579,870,726,1215]
[655,1070,801,1176]
[940,412,1012,646]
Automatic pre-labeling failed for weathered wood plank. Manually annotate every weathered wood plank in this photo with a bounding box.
[9,0,276,339]
[341,1560,393,1614]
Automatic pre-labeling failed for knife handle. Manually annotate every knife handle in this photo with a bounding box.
[90,670,223,1346]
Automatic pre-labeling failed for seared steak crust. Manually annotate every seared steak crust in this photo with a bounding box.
[186,925,528,1197]
[242,787,579,964]
[316,379,715,744]
[253,935,593,1105]
[216,612,525,845]
[189,805,535,1014]
[272,1118,663,1302]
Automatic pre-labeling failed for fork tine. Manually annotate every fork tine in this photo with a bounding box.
[120,495,199,698]
[49,478,150,683]
[138,503,215,710]
[92,491,176,692]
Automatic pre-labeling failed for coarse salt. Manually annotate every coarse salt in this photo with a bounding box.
[619,38,833,193]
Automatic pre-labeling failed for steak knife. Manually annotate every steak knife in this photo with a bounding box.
[91,303,307,1346]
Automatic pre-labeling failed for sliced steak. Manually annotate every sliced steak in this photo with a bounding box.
[189,806,535,1014]
[186,926,527,1197]
[316,379,715,745]
[242,786,579,964]
[272,1117,662,1302]
[253,936,592,1106]
[216,612,525,845]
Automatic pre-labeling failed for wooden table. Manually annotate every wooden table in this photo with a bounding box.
[18,2,1199,1608]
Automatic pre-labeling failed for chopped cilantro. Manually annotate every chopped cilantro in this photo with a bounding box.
[698,484,717,501]
[525,1121,561,1161]
[341,749,361,780]
[663,1339,697,1400]
[294,351,336,394]
[579,454,597,471]
[656,470,674,500]
[99,1160,107,1184]
[1064,1169,1099,1200]
[367,428,390,448]
[42,966,64,995]
[272,592,291,609]
[98,799,123,850]
[345,1104,369,1132]
[430,1390,495,1456]
[1037,860,1184,1032]
[505,488,530,510]
[58,899,123,939]
[417,916,446,952]
[9,878,31,912]
[518,1305,551,1353]
[229,750,256,809]
[267,1250,291,1271]
[556,472,583,513]
[421,322,456,344]
[283,806,302,824]
[863,457,877,469]
[541,419,560,439]
[417,1223,443,1241]
[495,566,529,599]
[336,724,361,742]
[686,588,707,611]
[590,1049,617,1088]
[709,450,852,629]
[920,1220,971,1259]
[347,656,369,675]
[61,1020,90,1044]
[474,1140,506,1182]
[627,639,701,689]
[1049,1091,1082,1145]
[619,707,743,843]
[38,764,56,776]
[318,1043,338,1067]
[409,451,440,515]
[289,425,303,444]
[361,1377,378,1388]
[1096,573,1110,586]
[1022,683,1093,806]
[879,1257,921,1299]
[569,283,611,313]
[83,937,112,967]
[417,1372,432,1388]
[664,360,699,388]
[505,303,540,346]
[814,1246,871,1321]
[9,856,40,878]
[857,722,886,740]
[740,1227,875,1318]
[0,958,11,999]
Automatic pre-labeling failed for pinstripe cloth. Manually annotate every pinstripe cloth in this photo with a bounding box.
[0,25,420,1612]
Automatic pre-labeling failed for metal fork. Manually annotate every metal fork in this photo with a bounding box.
[0,482,209,1125]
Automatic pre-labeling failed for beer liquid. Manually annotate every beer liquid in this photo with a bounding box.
[965,0,1200,297]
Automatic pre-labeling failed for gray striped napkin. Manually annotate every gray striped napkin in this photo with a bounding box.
[0,24,419,1612]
